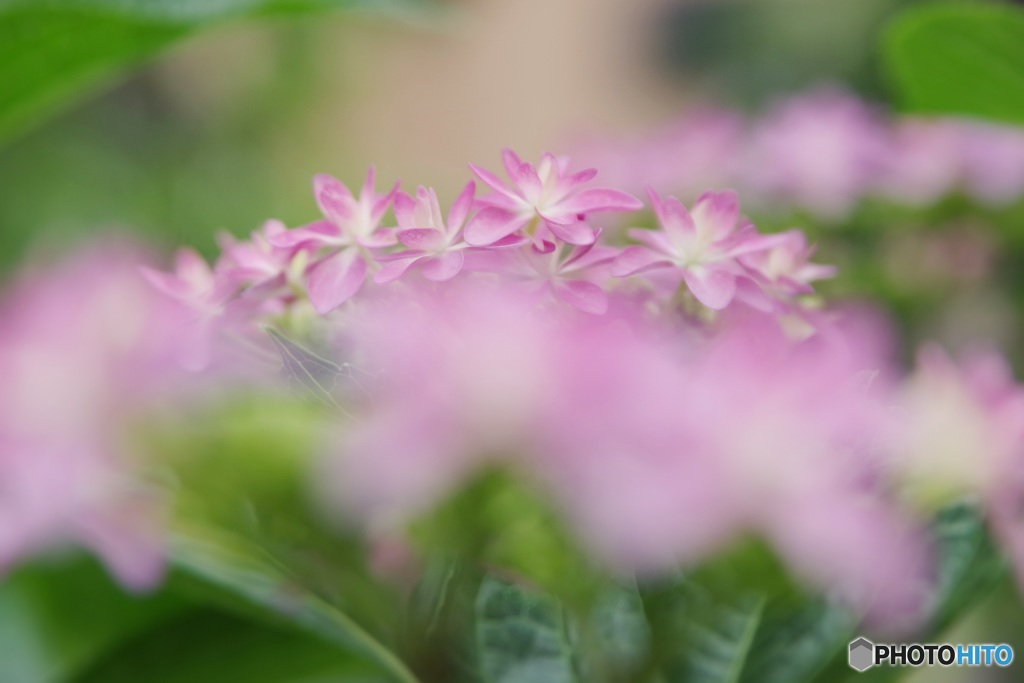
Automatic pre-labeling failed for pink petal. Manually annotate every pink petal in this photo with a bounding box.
[421,251,465,282]
[464,207,530,246]
[501,148,524,178]
[682,265,737,310]
[611,246,672,277]
[361,165,377,198]
[691,190,740,240]
[657,195,698,245]
[565,168,598,188]
[374,256,421,284]
[733,275,777,312]
[313,174,355,224]
[469,163,519,201]
[543,218,596,246]
[559,188,644,215]
[269,220,339,249]
[357,228,398,249]
[512,162,543,199]
[307,250,367,314]
[140,267,189,301]
[564,243,618,271]
[398,228,446,251]
[447,181,476,232]
[371,180,400,223]
[553,279,608,315]
[721,228,791,259]
[487,233,531,248]
[393,191,418,230]
[626,227,674,256]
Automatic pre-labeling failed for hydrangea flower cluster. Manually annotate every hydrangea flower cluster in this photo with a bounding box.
[576,87,1024,219]
[2,149,1024,638]
[150,150,833,327]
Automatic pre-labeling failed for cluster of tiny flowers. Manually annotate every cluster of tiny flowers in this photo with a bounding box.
[2,149,1024,637]
[148,148,834,331]
[576,87,1024,219]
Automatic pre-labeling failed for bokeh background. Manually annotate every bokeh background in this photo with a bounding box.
[0,0,941,264]
[2,1,1024,681]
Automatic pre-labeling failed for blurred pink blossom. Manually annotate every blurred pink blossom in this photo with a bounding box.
[374,182,476,284]
[0,246,191,589]
[743,88,887,219]
[465,149,642,248]
[612,188,784,310]
[896,347,1024,593]
[270,168,398,313]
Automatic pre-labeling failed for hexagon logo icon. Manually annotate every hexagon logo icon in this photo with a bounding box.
[849,637,875,672]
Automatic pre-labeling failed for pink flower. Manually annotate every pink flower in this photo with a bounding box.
[611,188,783,310]
[319,283,555,523]
[543,313,929,624]
[270,168,398,314]
[464,149,642,248]
[739,229,836,305]
[0,246,187,590]
[215,220,310,301]
[374,182,476,284]
[572,107,744,200]
[956,122,1024,205]
[501,238,618,315]
[895,347,1024,593]
[874,119,962,206]
[743,88,886,219]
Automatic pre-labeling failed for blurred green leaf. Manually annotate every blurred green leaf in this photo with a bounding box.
[883,2,1024,124]
[0,0,432,146]
[926,501,1007,633]
[475,576,578,683]
[71,608,390,683]
[0,554,189,683]
[664,593,765,683]
[169,530,420,683]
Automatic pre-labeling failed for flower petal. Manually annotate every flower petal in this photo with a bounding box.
[553,279,608,315]
[682,265,737,310]
[464,207,529,246]
[691,190,740,241]
[398,229,446,251]
[447,181,476,232]
[421,251,465,282]
[374,255,421,284]
[543,218,596,246]
[307,250,367,314]
[313,174,354,225]
[393,191,418,230]
[512,162,543,201]
[559,188,644,215]
[269,220,340,249]
[501,148,524,178]
[357,228,398,249]
[611,246,672,277]
[469,163,520,201]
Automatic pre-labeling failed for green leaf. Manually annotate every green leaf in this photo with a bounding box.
[883,2,1024,124]
[739,599,856,683]
[0,553,190,683]
[928,501,1007,632]
[673,594,766,683]
[0,0,433,146]
[70,609,391,683]
[168,530,420,683]
[475,576,578,683]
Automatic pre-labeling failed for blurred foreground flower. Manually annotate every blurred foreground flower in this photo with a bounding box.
[4,147,1023,683]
